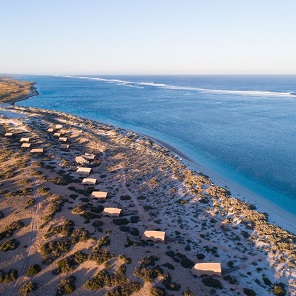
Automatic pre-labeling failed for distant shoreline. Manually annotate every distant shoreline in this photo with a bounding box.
[8,83,39,105]
[0,77,39,105]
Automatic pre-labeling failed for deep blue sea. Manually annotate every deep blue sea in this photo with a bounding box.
[15,75,296,215]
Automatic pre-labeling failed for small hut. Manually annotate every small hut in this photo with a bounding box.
[191,263,222,277]
[59,137,67,142]
[76,167,92,175]
[81,178,97,185]
[21,143,31,148]
[4,132,13,137]
[30,148,44,153]
[47,128,54,132]
[60,144,70,149]
[53,132,61,137]
[75,156,89,165]
[20,137,30,143]
[142,231,166,243]
[91,191,108,199]
[102,207,122,217]
[55,124,63,129]
[83,153,96,161]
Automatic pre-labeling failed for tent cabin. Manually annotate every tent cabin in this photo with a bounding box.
[83,153,96,161]
[47,128,54,132]
[142,230,166,243]
[91,191,108,199]
[81,178,97,185]
[30,148,44,153]
[60,144,70,149]
[53,132,61,137]
[21,143,31,148]
[59,137,67,142]
[191,263,222,277]
[75,156,89,165]
[55,124,63,129]
[102,207,122,217]
[76,167,92,175]
[20,137,30,143]
[4,132,13,137]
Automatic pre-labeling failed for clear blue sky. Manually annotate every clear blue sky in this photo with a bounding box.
[1,0,296,75]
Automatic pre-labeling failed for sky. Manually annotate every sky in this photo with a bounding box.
[1,0,296,75]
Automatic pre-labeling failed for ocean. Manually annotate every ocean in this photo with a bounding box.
[15,74,296,216]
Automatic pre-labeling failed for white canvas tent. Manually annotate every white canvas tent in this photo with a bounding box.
[142,231,166,242]
[81,178,97,185]
[76,167,92,175]
[91,191,108,199]
[192,263,222,277]
[102,207,122,217]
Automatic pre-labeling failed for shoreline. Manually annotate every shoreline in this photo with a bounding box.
[0,104,295,295]
[6,93,296,234]
[4,80,295,233]
[150,137,296,234]
[9,83,39,105]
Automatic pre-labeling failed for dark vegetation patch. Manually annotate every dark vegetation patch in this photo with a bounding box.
[0,269,18,283]
[0,238,20,252]
[19,281,38,296]
[56,276,76,295]
[40,239,71,263]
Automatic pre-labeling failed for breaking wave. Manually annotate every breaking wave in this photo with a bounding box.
[65,76,296,98]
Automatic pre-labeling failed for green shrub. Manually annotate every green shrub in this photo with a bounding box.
[89,248,114,265]
[182,289,194,296]
[180,257,194,269]
[118,254,131,264]
[202,277,223,289]
[71,227,90,243]
[40,239,71,263]
[196,253,205,259]
[125,238,140,247]
[150,286,166,296]
[119,226,130,232]
[19,281,37,296]
[106,282,142,296]
[92,220,104,228]
[25,199,36,209]
[262,275,272,286]
[120,195,131,200]
[162,272,181,291]
[271,283,286,296]
[0,239,20,252]
[48,219,75,237]
[85,269,111,290]
[130,215,140,223]
[162,263,174,270]
[0,211,4,219]
[26,264,41,276]
[113,218,129,226]
[134,266,159,282]
[5,220,25,231]
[223,275,237,284]
[0,269,18,283]
[243,288,256,296]
[97,235,111,248]
[56,276,76,295]
[139,255,159,267]
[130,227,139,236]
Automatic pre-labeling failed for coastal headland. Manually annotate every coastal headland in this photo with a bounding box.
[0,77,38,104]
[0,79,295,295]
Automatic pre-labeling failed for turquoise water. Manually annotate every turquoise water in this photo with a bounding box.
[15,75,296,215]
